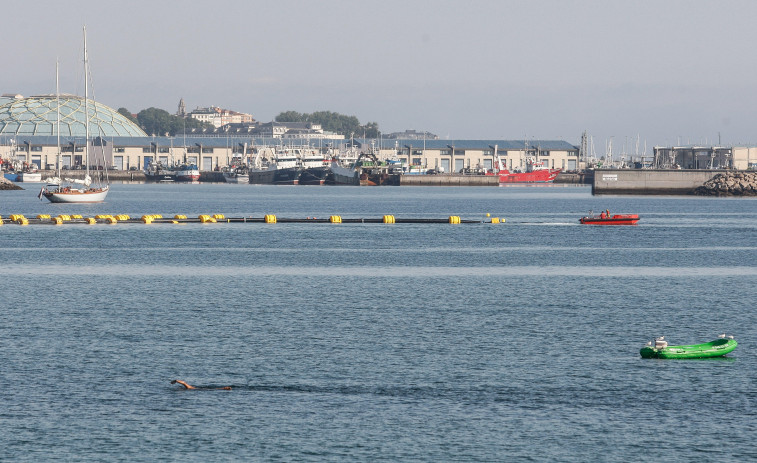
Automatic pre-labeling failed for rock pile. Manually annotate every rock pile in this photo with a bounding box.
[0,176,23,190]
[694,171,757,196]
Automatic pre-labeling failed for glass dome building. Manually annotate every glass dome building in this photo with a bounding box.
[0,94,147,137]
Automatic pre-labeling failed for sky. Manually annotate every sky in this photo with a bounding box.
[4,0,757,152]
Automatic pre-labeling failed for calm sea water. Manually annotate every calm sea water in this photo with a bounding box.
[1,183,755,461]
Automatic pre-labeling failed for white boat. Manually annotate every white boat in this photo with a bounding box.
[175,164,200,182]
[41,27,109,203]
[17,171,43,182]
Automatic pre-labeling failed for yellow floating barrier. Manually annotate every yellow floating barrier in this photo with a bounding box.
[383,215,395,224]
[213,214,225,220]
[52,217,63,225]
[72,214,83,219]
[95,215,112,220]
[264,214,277,224]
[199,214,216,223]
[115,214,130,221]
[10,214,26,222]
[142,216,153,224]
[491,217,500,224]
[448,216,461,224]
[330,215,342,224]
[85,217,96,225]
[105,217,117,224]
[37,214,51,220]
[174,214,187,220]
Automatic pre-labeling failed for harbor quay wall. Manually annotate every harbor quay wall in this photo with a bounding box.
[399,174,498,186]
[592,169,719,195]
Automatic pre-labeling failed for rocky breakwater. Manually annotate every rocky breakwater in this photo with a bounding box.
[0,176,23,190]
[694,171,757,196]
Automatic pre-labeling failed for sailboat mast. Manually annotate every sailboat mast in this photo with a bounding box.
[56,61,61,178]
[83,26,89,177]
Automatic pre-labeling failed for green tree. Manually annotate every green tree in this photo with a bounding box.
[117,107,138,124]
[136,107,212,136]
[361,121,380,138]
[275,111,306,122]
[275,110,378,138]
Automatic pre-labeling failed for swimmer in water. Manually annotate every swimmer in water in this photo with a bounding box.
[171,380,231,390]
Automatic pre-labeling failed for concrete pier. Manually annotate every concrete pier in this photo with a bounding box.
[592,169,719,195]
[398,174,497,186]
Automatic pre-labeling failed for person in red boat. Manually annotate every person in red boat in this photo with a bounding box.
[171,380,231,390]
[606,209,610,218]
[600,211,606,219]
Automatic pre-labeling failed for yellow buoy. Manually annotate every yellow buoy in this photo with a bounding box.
[491,217,500,224]
[85,218,96,225]
[37,214,51,220]
[53,217,64,225]
[448,216,461,224]
[213,214,225,220]
[174,214,187,220]
[383,215,396,224]
[330,215,342,223]
[264,214,277,224]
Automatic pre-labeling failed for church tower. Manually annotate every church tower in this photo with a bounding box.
[177,98,186,117]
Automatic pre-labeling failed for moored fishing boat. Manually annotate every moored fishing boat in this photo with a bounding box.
[579,210,639,225]
[326,160,360,185]
[222,165,249,184]
[144,161,176,182]
[175,164,200,182]
[640,336,737,359]
[493,144,561,183]
[298,148,330,185]
[249,147,302,185]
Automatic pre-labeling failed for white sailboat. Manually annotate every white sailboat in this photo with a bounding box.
[40,26,109,203]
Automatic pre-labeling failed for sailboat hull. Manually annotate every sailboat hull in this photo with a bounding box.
[42,187,108,203]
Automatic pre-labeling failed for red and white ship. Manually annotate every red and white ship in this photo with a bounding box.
[175,164,200,182]
[492,145,561,183]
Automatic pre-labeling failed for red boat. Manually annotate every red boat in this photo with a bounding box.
[492,147,561,183]
[579,211,640,225]
[498,164,561,183]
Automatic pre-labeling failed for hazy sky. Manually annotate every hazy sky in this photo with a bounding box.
[4,0,757,151]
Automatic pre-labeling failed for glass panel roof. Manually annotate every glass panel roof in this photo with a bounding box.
[0,94,147,137]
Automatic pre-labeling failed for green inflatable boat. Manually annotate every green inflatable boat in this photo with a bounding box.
[640,337,737,359]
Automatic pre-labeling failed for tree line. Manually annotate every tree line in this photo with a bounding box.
[117,107,212,136]
[117,107,380,138]
[275,110,379,138]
